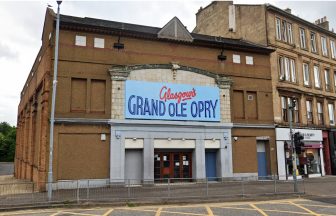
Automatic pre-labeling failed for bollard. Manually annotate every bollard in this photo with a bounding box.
[241,178,245,198]
[86,180,89,201]
[168,179,171,198]
[274,176,277,194]
[206,178,209,197]
[127,179,131,198]
[76,180,80,204]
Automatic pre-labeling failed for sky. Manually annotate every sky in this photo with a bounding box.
[1,0,336,126]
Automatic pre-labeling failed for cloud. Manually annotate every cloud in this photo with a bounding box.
[0,42,18,59]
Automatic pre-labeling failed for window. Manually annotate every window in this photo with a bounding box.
[276,18,281,40]
[317,102,324,125]
[306,100,313,124]
[287,23,293,44]
[75,35,86,46]
[328,103,335,125]
[281,96,299,123]
[324,69,330,91]
[279,56,296,82]
[94,38,104,48]
[303,63,310,86]
[313,65,321,88]
[275,17,293,44]
[330,40,336,59]
[321,36,328,56]
[334,71,336,91]
[246,56,254,65]
[233,54,241,63]
[299,28,306,49]
[310,32,317,52]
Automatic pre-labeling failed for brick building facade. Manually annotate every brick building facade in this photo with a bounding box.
[194,1,336,178]
[15,8,275,190]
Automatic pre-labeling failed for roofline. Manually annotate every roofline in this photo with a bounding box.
[266,4,336,38]
[58,14,274,54]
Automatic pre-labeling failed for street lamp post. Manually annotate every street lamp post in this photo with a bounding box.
[48,0,62,201]
[288,98,298,192]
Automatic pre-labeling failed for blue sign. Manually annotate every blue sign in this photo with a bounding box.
[125,80,220,122]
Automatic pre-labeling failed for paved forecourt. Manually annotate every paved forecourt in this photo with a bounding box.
[1,198,336,216]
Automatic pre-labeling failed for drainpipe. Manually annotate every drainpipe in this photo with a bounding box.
[48,0,62,201]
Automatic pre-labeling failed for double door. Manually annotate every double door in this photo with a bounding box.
[154,151,192,180]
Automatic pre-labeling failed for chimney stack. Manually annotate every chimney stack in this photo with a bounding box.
[315,16,329,30]
[284,8,291,14]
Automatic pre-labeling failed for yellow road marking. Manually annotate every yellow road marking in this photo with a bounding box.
[155,207,162,216]
[205,206,214,216]
[0,210,58,216]
[102,208,114,216]
[300,203,336,208]
[160,211,206,216]
[288,201,321,216]
[217,206,257,211]
[50,212,61,216]
[61,211,100,216]
[249,204,268,216]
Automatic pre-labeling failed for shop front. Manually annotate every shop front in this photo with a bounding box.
[109,64,233,183]
[276,128,325,180]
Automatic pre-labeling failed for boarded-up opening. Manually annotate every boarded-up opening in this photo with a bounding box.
[233,90,244,119]
[90,79,105,113]
[246,91,257,119]
[57,134,109,180]
[71,78,87,112]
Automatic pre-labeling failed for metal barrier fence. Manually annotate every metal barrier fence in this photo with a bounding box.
[0,176,305,208]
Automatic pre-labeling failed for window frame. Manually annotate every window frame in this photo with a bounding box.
[310,32,317,53]
[330,40,336,59]
[299,27,307,49]
[246,56,254,65]
[306,100,313,124]
[233,54,241,64]
[75,35,86,47]
[94,37,105,48]
[278,55,296,83]
[281,96,299,123]
[321,36,328,56]
[317,101,324,125]
[303,63,310,86]
[328,103,335,126]
[313,65,321,89]
[324,68,331,91]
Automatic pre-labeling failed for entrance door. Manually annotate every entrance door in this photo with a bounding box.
[257,141,267,179]
[154,151,192,181]
[205,151,217,180]
[125,150,143,184]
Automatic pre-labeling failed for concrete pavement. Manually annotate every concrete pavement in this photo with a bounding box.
[1,198,335,216]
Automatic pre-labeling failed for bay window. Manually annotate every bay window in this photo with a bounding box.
[279,56,296,82]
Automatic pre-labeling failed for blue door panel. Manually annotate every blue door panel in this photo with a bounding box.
[205,152,216,179]
[257,152,267,177]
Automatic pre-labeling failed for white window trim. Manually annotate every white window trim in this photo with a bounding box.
[328,103,335,125]
[233,54,241,64]
[75,35,86,46]
[314,65,321,88]
[330,40,336,59]
[303,63,310,86]
[299,28,306,49]
[311,32,317,53]
[94,37,105,48]
[321,36,328,56]
[276,18,281,40]
[246,56,253,65]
